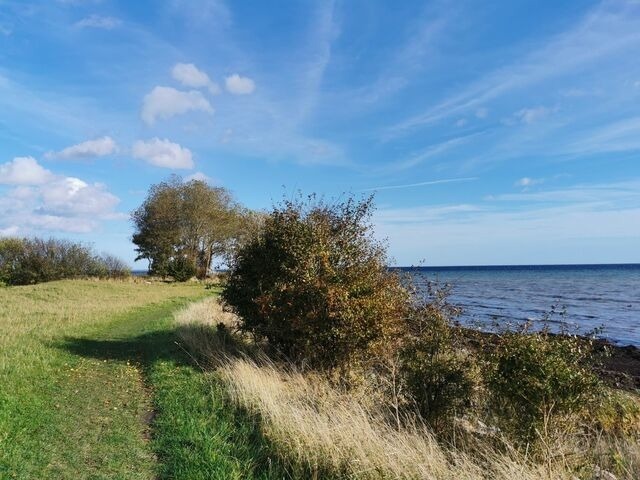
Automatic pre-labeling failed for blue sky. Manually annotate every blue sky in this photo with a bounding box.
[1,0,639,266]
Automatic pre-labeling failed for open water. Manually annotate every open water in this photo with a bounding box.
[400,264,640,346]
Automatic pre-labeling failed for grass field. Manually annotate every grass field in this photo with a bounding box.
[0,280,288,479]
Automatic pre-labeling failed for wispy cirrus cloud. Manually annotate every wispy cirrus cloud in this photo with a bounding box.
[488,180,640,204]
[363,177,477,192]
[384,1,640,138]
[75,15,121,29]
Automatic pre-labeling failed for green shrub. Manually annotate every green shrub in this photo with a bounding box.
[98,253,131,278]
[168,256,197,282]
[222,194,409,370]
[487,329,602,442]
[0,237,26,285]
[0,237,129,285]
[399,293,478,432]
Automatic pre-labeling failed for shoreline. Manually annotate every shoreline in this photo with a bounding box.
[458,327,640,391]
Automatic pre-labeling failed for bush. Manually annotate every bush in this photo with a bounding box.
[222,194,409,370]
[0,237,130,285]
[399,290,478,432]
[487,329,602,442]
[168,255,197,282]
[99,253,131,279]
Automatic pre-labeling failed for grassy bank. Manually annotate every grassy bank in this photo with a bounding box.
[175,297,640,480]
[1,280,286,479]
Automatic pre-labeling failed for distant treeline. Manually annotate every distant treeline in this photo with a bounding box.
[0,237,130,286]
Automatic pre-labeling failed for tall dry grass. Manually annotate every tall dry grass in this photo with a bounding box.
[175,297,585,479]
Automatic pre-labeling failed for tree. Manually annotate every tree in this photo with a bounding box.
[131,176,246,278]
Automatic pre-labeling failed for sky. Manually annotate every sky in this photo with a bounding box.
[0,0,639,267]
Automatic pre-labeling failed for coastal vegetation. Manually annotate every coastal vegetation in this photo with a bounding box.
[0,237,129,285]
[1,189,638,479]
[213,194,640,478]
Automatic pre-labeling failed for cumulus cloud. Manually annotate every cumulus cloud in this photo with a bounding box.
[36,177,119,217]
[0,157,54,185]
[141,86,213,125]
[132,138,194,169]
[225,74,255,95]
[0,157,121,234]
[172,63,220,94]
[185,171,212,183]
[47,136,118,159]
[75,15,121,29]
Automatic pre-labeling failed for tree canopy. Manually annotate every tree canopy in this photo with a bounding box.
[131,176,248,278]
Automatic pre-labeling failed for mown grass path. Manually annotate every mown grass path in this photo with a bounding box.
[1,280,290,480]
[0,281,204,479]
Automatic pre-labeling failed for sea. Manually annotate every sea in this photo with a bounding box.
[397,264,640,347]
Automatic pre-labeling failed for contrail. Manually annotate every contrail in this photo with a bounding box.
[362,177,478,192]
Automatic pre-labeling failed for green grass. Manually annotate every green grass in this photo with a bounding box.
[0,279,289,479]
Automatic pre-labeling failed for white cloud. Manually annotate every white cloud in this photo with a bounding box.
[141,86,213,125]
[515,177,544,188]
[172,63,209,87]
[363,177,478,192]
[37,177,119,217]
[185,171,211,183]
[168,0,232,29]
[225,74,255,95]
[75,15,121,29]
[0,25,12,36]
[0,226,19,236]
[492,180,640,203]
[455,118,467,127]
[383,132,481,172]
[0,157,54,185]
[47,136,118,159]
[385,2,640,137]
[132,138,194,169]
[172,63,221,94]
[514,106,551,124]
[57,0,103,4]
[0,159,121,234]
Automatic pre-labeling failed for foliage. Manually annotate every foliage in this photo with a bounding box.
[167,255,197,282]
[0,237,129,285]
[487,326,603,442]
[131,175,247,278]
[98,253,132,279]
[222,194,409,370]
[399,292,479,432]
